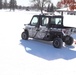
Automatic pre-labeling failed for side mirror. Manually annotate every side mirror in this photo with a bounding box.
[24,23,30,26]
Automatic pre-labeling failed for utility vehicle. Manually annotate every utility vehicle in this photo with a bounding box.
[21,13,76,48]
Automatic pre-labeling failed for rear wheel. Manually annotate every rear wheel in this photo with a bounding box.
[53,38,63,48]
[64,36,73,45]
[21,32,28,40]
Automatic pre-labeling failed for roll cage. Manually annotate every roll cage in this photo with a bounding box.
[29,15,64,28]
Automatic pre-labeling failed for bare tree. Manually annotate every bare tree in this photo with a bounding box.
[31,0,51,12]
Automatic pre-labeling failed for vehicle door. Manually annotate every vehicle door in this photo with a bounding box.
[27,16,39,38]
[35,16,49,39]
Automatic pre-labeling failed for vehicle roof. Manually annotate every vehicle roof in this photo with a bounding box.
[33,14,63,18]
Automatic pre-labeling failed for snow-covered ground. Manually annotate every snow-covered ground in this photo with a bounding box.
[0,9,76,75]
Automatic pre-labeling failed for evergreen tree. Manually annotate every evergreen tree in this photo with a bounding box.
[3,0,8,9]
[0,0,2,9]
[47,4,50,12]
[47,3,54,12]
[50,3,54,12]
[9,0,17,11]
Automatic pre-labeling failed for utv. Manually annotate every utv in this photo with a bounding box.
[21,13,76,48]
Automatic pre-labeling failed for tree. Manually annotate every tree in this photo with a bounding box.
[50,3,54,12]
[31,0,51,12]
[47,4,50,12]
[0,0,2,9]
[47,3,54,12]
[57,1,62,9]
[56,0,76,10]
[9,0,17,11]
[3,0,8,9]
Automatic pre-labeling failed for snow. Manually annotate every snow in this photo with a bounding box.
[0,9,76,75]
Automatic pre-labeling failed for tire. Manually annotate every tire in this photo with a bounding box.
[64,36,73,45]
[53,38,63,48]
[21,32,28,40]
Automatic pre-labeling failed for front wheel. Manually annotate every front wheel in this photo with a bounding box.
[64,36,73,45]
[53,38,63,48]
[21,32,28,40]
